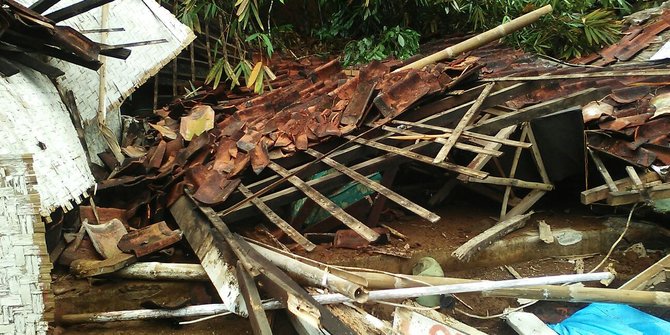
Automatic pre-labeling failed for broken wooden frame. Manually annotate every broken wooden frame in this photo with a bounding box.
[581,150,667,206]
[215,82,609,244]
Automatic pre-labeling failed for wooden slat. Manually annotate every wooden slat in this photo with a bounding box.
[433,83,495,163]
[470,88,609,135]
[238,183,316,252]
[500,125,528,219]
[382,126,503,157]
[391,120,531,148]
[418,83,529,126]
[457,126,517,182]
[466,176,554,191]
[526,124,551,184]
[236,262,273,335]
[305,148,440,223]
[619,254,670,290]
[588,149,618,192]
[266,162,380,242]
[345,136,488,179]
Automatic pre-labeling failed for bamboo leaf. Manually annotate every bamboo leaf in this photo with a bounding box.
[247,61,263,89]
[263,65,276,81]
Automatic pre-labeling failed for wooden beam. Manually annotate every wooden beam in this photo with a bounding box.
[480,69,670,82]
[304,149,440,223]
[238,183,316,252]
[581,172,660,204]
[433,83,495,163]
[170,196,246,315]
[267,162,380,242]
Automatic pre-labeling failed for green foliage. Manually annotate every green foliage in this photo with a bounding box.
[342,26,420,66]
[178,0,661,96]
[179,0,284,94]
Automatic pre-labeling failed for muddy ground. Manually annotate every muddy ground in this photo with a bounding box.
[53,188,670,334]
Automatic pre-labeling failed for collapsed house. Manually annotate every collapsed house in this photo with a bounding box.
[4,2,670,335]
[0,0,194,333]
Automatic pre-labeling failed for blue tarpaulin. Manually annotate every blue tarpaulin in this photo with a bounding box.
[549,303,670,335]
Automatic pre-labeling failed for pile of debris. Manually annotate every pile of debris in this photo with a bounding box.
[45,4,670,335]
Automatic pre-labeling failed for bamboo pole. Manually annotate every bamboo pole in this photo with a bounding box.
[395,5,553,72]
[110,264,669,308]
[60,272,609,324]
[248,242,369,303]
[482,285,670,307]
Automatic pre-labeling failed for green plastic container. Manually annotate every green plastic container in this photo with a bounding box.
[412,257,445,307]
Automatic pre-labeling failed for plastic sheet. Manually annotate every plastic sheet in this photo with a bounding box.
[549,303,670,335]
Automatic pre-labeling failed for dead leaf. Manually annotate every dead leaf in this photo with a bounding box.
[180,105,215,141]
[150,123,178,140]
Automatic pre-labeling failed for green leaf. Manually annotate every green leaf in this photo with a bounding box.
[398,34,405,47]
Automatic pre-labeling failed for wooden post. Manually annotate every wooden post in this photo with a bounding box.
[395,5,553,71]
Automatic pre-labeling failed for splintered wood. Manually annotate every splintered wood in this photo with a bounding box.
[452,212,534,261]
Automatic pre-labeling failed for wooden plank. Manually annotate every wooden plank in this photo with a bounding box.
[267,162,380,242]
[382,126,503,156]
[466,176,554,191]
[607,183,670,206]
[185,195,355,334]
[238,183,316,252]
[391,120,531,148]
[506,312,558,335]
[304,149,440,223]
[236,262,273,335]
[619,254,670,290]
[222,141,421,223]
[589,149,618,192]
[581,172,660,204]
[470,88,609,135]
[452,212,533,261]
[626,166,645,190]
[345,136,488,179]
[457,126,517,182]
[433,83,495,163]
[170,196,246,315]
